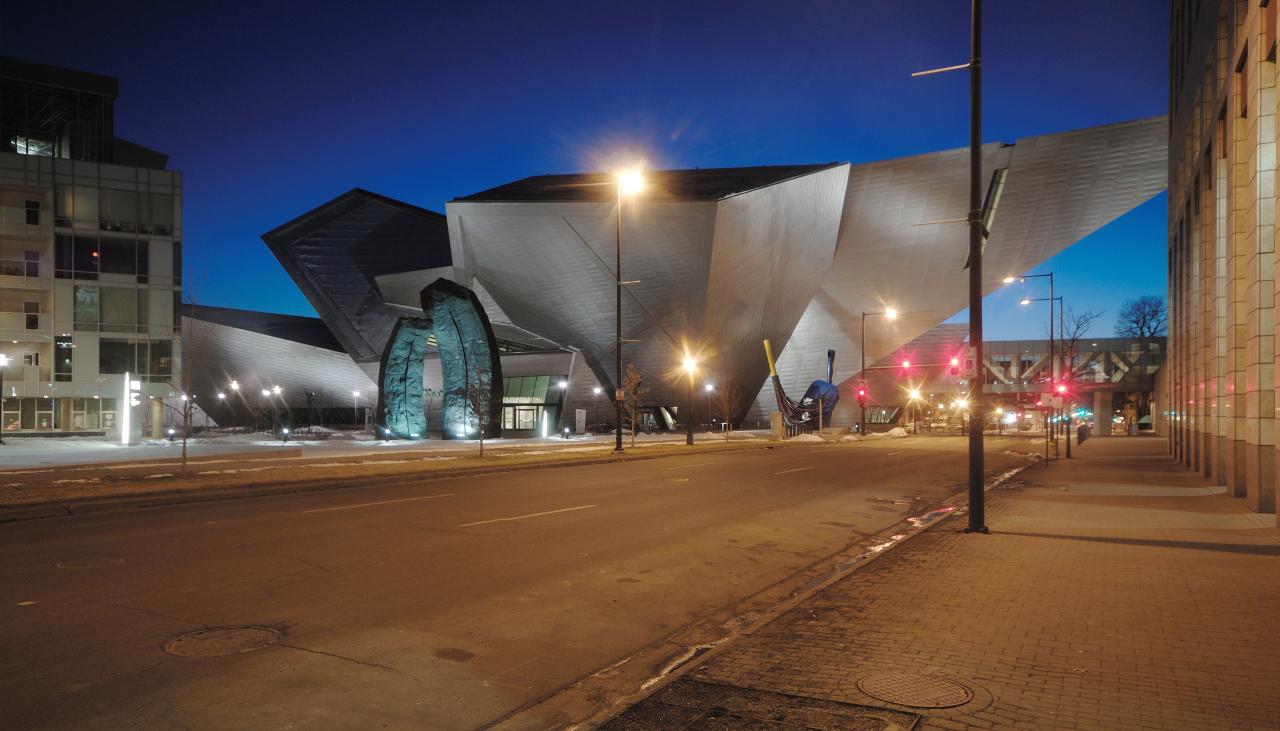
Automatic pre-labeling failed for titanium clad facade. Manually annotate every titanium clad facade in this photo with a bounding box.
[756,117,1168,425]
[1169,0,1279,518]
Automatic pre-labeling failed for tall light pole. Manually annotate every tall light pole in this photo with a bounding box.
[705,383,714,430]
[1021,294,1061,451]
[683,356,697,445]
[860,308,896,435]
[0,354,7,444]
[912,0,985,532]
[615,170,643,452]
[352,390,360,431]
[229,380,239,431]
[592,387,601,433]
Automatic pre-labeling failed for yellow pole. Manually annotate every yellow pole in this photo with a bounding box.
[763,340,778,377]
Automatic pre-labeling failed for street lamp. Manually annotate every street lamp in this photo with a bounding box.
[683,356,697,446]
[860,308,896,435]
[217,392,225,432]
[352,390,360,431]
[229,380,239,432]
[705,383,714,430]
[0,353,7,444]
[592,387,601,434]
[908,389,921,434]
[615,169,643,452]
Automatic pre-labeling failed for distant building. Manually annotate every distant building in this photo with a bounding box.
[0,57,182,434]
[1168,1,1278,516]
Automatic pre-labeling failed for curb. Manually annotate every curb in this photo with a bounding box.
[0,448,304,475]
[0,441,803,523]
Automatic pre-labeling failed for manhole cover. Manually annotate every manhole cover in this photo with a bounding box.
[857,673,973,708]
[164,627,281,657]
[56,558,125,569]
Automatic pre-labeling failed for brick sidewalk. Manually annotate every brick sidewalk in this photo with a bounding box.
[649,436,1280,730]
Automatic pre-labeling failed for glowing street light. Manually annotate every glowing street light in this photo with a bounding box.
[592,386,602,433]
[860,307,897,434]
[0,353,7,445]
[614,169,644,453]
[680,355,701,445]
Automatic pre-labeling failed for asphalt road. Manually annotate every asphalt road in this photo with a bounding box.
[1,437,1034,730]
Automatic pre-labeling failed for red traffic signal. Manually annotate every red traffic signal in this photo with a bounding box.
[949,357,959,376]
[856,381,868,408]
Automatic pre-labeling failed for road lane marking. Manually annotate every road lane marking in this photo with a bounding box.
[665,462,713,470]
[774,467,814,475]
[459,505,596,527]
[303,493,455,513]
[888,452,904,456]
[17,601,35,606]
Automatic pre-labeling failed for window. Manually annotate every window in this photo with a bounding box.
[99,189,137,229]
[24,200,39,226]
[136,240,149,282]
[173,240,182,279]
[100,287,137,331]
[23,301,38,330]
[24,251,38,277]
[74,235,99,279]
[98,340,136,374]
[99,238,137,274]
[55,337,71,382]
[1238,44,1249,118]
[172,290,182,332]
[150,339,172,376]
[23,352,39,366]
[73,285,99,330]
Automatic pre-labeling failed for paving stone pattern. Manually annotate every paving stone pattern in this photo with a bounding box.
[689,438,1280,730]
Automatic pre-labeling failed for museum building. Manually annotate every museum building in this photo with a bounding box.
[182,115,1168,440]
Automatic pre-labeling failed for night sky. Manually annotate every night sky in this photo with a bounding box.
[3,1,1169,340]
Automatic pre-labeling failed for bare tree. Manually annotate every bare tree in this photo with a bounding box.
[712,381,749,439]
[1059,305,1104,383]
[463,368,501,457]
[160,273,216,477]
[1115,295,1167,337]
[617,363,649,448]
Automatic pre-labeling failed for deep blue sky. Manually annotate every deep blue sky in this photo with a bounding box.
[3,1,1169,340]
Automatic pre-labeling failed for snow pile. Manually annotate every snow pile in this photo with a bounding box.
[884,427,908,438]
[841,435,862,443]
[788,433,826,442]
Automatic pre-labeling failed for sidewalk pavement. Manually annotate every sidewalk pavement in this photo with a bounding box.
[601,436,1280,730]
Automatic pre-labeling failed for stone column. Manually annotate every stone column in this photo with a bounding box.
[152,397,163,440]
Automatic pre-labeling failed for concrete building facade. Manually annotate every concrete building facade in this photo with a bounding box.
[0,57,183,437]
[1169,0,1279,516]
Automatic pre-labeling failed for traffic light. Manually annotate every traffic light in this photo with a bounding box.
[856,381,868,409]
[949,357,959,376]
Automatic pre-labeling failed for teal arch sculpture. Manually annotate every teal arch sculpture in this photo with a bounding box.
[376,278,504,440]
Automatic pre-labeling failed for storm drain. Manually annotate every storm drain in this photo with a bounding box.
[856,673,973,708]
[56,558,125,569]
[164,627,281,657]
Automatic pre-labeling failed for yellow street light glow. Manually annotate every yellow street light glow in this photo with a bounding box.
[908,390,920,399]
[1020,299,1031,305]
[619,170,644,194]
[1003,276,1015,283]
[683,356,697,373]
[885,308,897,319]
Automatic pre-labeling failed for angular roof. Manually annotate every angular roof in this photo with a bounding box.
[261,188,451,362]
[455,164,841,203]
[186,304,345,353]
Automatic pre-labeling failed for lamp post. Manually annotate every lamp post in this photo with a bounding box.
[0,353,7,444]
[908,389,920,435]
[592,387,601,433]
[352,390,360,431]
[229,380,239,431]
[615,170,643,452]
[912,0,984,532]
[705,383,714,430]
[860,308,896,435]
[683,356,697,446]
[1021,293,1062,450]
[217,392,225,432]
